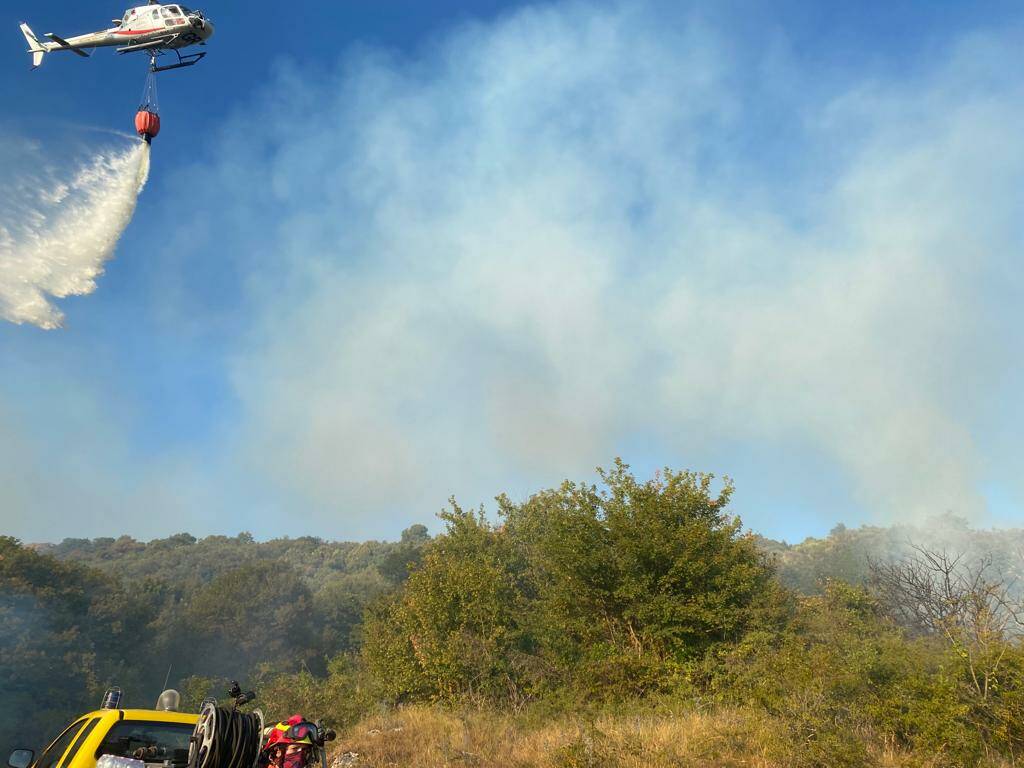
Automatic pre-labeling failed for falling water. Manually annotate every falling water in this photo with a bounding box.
[0,141,151,329]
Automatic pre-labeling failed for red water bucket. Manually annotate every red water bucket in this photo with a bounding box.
[135,109,160,142]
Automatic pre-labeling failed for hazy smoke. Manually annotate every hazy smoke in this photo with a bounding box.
[1,4,1022,543]
[205,10,1022,534]
[0,141,150,329]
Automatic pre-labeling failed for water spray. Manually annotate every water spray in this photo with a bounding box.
[0,140,150,329]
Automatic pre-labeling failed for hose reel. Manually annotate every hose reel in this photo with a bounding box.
[187,684,264,768]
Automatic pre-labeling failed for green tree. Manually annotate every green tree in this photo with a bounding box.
[706,581,987,767]
[363,504,528,705]
[0,537,160,753]
[184,562,319,677]
[504,460,776,698]
[377,525,431,585]
[365,461,777,707]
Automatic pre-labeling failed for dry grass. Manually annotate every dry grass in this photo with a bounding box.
[328,706,1008,768]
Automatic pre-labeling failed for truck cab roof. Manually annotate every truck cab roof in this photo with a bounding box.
[27,708,199,768]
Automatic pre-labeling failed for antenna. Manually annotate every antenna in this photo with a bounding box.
[162,664,173,692]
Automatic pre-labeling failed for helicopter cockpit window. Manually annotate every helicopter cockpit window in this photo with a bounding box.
[167,6,183,15]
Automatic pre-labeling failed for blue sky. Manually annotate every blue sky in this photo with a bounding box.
[1,0,1023,544]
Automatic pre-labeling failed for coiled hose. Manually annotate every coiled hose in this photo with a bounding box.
[188,704,264,768]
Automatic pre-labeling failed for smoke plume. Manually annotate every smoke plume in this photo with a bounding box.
[200,10,1023,534]
[0,141,150,330]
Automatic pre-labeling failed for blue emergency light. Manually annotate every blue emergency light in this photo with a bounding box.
[101,686,123,710]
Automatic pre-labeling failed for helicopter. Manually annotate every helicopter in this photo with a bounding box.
[20,1,214,73]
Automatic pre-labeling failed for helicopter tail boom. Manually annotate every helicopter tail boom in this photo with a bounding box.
[19,23,45,68]
[44,33,90,57]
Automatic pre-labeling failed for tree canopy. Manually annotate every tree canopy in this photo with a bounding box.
[8,466,1024,765]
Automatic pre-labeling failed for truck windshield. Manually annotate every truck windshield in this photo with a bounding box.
[35,720,86,768]
[96,722,193,766]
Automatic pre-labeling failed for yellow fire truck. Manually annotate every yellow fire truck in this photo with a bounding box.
[7,691,198,768]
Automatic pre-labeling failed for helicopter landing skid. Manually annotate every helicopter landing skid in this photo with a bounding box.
[150,49,206,72]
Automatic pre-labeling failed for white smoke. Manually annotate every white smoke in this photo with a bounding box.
[0,4,1021,544]
[206,8,1023,534]
[0,141,150,330]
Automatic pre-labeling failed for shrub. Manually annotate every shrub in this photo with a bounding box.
[363,461,777,708]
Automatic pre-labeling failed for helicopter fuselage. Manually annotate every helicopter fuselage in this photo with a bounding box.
[20,3,213,69]
[59,4,213,51]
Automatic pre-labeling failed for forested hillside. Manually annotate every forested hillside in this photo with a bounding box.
[36,530,429,590]
[5,462,1024,766]
[0,527,430,754]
